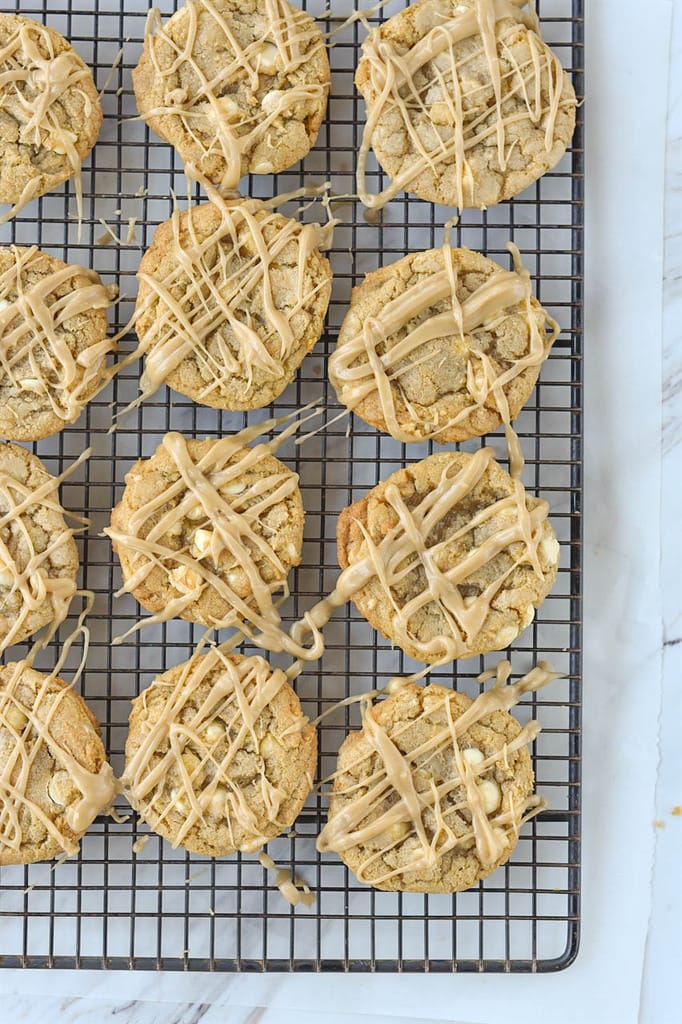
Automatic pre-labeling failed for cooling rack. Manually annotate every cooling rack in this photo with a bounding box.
[0,0,584,972]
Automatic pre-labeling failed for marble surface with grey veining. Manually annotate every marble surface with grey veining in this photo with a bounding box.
[1,2,679,1022]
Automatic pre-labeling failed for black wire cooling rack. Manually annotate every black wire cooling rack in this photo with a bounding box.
[0,0,583,972]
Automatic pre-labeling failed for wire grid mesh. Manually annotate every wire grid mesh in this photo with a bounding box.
[0,0,583,972]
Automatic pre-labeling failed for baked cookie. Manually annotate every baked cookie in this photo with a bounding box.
[133,0,330,191]
[317,678,543,892]
[0,14,102,221]
[356,0,577,210]
[0,245,113,441]
[336,448,559,664]
[123,649,316,856]
[0,661,116,865]
[0,442,79,652]
[329,245,558,444]
[135,197,332,410]
[106,432,304,639]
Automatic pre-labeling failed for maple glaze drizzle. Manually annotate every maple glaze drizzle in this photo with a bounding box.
[0,661,116,862]
[317,660,559,885]
[258,850,314,907]
[356,0,576,210]
[0,245,113,430]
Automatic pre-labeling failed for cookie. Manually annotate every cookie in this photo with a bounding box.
[317,678,542,892]
[356,0,576,210]
[135,197,332,410]
[329,245,558,444]
[0,14,102,220]
[133,0,330,191]
[0,245,113,441]
[106,432,304,639]
[123,649,316,856]
[336,448,559,664]
[0,442,79,652]
[0,661,116,865]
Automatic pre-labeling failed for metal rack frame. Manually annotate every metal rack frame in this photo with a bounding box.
[0,0,583,972]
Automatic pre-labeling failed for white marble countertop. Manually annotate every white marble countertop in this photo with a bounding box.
[1,1,679,1021]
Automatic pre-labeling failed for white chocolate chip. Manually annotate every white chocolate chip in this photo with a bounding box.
[260,733,282,759]
[462,595,478,608]
[204,722,224,744]
[4,705,27,730]
[171,565,201,594]
[208,785,226,818]
[48,770,74,807]
[521,604,535,629]
[186,504,204,521]
[215,95,241,121]
[0,299,10,311]
[191,528,213,559]
[462,746,484,767]
[19,378,42,392]
[365,597,377,610]
[257,41,281,73]
[261,89,285,114]
[540,534,560,565]
[493,623,518,649]
[477,778,501,814]
[223,479,246,496]
[252,161,275,174]
[226,570,242,587]
[0,568,15,588]
[284,542,299,560]
[169,787,189,815]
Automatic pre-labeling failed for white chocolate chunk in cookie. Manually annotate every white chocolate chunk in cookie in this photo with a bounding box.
[462,746,484,767]
[257,41,281,73]
[477,778,501,814]
[190,528,214,559]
